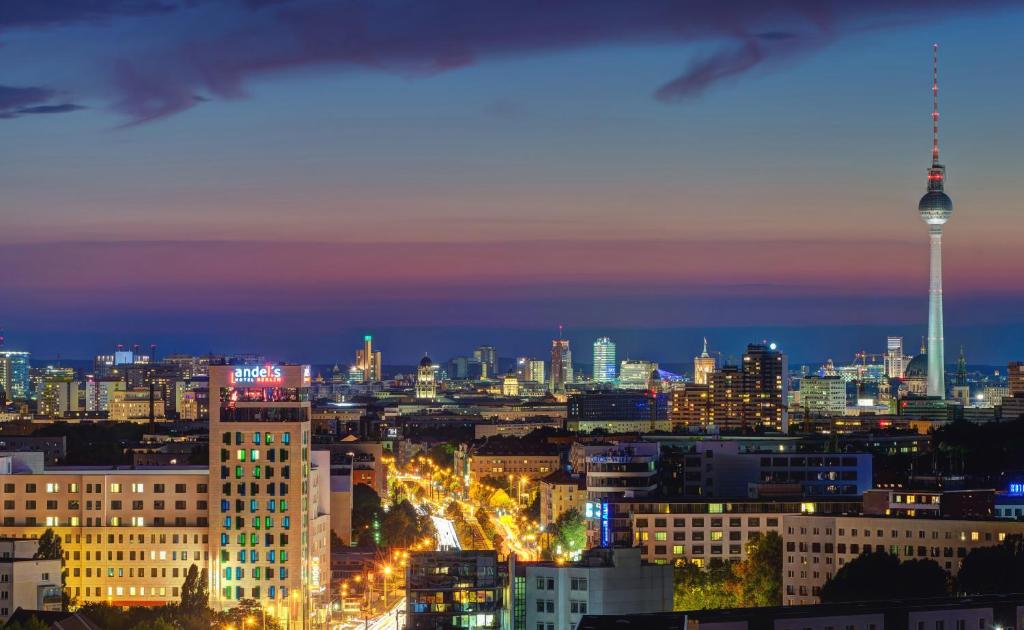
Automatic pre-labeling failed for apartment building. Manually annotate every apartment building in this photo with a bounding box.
[0,538,62,623]
[782,514,1024,606]
[538,470,587,527]
[455,443,560,485]
[521,548,672,630]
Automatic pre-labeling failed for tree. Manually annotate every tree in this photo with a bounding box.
[352,484,383,547]
[78,603,131,630]
[382,499,425,547]
[732,532,782,607]
[820,550,947,603]
[551,509,586,557]
[957,539,1024,594]
[673,560,737,611]
[34,528,73,609]
[129,618,178,630]
[213,598,283,630]
[5,617,52,630]
[180,563,209,612]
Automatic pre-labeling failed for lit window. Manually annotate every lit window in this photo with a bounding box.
[45,483,59,493]
[110,483,122,493]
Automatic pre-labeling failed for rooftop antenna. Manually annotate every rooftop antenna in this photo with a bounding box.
[558,324,564,340]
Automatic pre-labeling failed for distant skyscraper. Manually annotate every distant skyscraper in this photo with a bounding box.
[473,345,497,380]
[0,351,31,400]
[550,328,572,392]
[592,337,617,383]
[516,358,545,385]
[693,338,716,386]
[885,336,906,379]
[918,44,953,399]
[354,334,382,382]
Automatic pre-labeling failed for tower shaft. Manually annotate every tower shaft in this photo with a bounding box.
[927,228,945,397]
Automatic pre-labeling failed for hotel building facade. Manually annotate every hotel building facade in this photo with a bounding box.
[0,364,331,628]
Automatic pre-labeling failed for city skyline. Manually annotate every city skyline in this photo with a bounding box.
[4,3,1024,362]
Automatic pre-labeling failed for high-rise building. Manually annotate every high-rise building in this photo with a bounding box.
[592,337,617,383]
[885,336,906,378]
[474,345,498,381]
[669,384,710,429]
[618,360,658,389]
[918,44,953,399]
[550,334,572,393]
[707,366,755,430]
[353,335,382,383]
[742,343,788,431]
[406,550,507,629]
[693,338,716,386]
[415,355,436,399]
[208,364,330,625]
[0,351,30,400]
[516,357,545,384]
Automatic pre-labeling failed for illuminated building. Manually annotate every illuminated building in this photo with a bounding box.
[742,343,788,431]
[783,514,1024,606]
[668,384,710,429]
[0,351,30,401]
[798,375,846,416]
[406,550,507,630]
[918,44,953,399]
[208,364,331,625]
[583,442,660,501]
[454,442,559,485]
[109,387,166,421]
[414,355,436,400]
[84,378,122,412]
[617,360,657,390]
[36,377,80,418]
[501,374,520,397]
[474,345,498,381]
[903,338,930,396]
[592,337,617,383]
[885,336,906,378]
[567,391,670,434]
[538,470,587,527]
[550,335,572,393]
[693,338,716,386]
[516,358,546,385]
[707,366,754,430]
[353,335,382,383]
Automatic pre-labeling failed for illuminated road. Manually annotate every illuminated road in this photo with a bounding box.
[431,515,461,550]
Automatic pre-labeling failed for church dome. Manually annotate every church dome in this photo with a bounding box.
[905,353,928,378]
[419,356,433,368]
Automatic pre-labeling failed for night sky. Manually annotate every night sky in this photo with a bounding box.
[2,1,1023,365]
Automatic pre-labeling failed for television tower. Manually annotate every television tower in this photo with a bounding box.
[918,43,953,399]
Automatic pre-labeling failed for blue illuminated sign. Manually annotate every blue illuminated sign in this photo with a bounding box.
[600,502,610,547]
[1009,483,1024,495]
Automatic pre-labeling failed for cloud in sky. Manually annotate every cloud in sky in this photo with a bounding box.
[0,85,84,119]
[1,0,1014,123]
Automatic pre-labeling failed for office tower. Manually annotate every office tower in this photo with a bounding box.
[415,355,436,399]
[0,351,30,400]
[592,337,617,383]
[517,358,546,385]
[474,345,498,380]
[885,336,906,378]
[208,364,330,625]
[799,375,847,416]
[742,343,788,431]
[618,360,658,389]
[1009,361,1024,397]
[918,45,953,399]
[354,334,382,383]
[550,331,572,392]
[693,338,716,385]
[406,550,507,629]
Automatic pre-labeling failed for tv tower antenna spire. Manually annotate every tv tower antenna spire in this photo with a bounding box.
[932,43,940,166]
